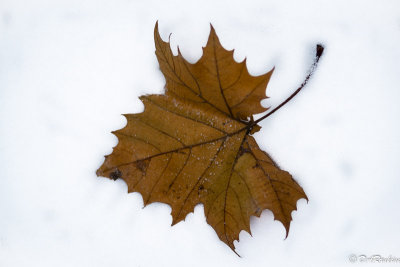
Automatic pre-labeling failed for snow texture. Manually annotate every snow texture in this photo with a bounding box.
[1,0,399,266]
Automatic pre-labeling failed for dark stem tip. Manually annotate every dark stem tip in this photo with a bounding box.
[316,44,324,58]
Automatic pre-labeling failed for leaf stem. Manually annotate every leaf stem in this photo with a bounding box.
[251,44,324,126]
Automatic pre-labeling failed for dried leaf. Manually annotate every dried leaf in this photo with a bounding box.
[96,22,309,255]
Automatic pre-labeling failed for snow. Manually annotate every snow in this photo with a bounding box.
[1,0,400,266]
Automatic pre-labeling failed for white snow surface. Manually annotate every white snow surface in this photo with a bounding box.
[1,0,400,266]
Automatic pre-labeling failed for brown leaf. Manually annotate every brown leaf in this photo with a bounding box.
[96,22,307,255]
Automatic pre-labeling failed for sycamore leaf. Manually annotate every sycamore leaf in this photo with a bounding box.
[96,22,312,255]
